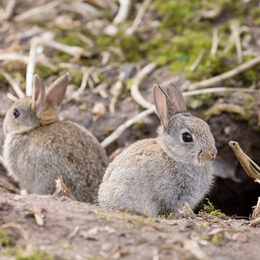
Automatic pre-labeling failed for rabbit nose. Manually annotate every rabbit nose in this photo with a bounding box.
[209,152,216,161]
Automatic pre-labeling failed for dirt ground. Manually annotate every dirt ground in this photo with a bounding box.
[0,0,260,259]
[0,185,260,260]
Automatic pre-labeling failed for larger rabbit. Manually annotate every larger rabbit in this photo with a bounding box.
[98,84,217,217]
[3,74,108,202]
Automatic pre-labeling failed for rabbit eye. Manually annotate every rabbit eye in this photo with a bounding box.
[182,132,193,142]
[13,108,20,119]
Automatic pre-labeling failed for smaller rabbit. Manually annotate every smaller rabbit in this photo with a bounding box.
[3,74,108,202]
[98,84,217,218]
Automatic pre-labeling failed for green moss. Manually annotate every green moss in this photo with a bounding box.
[70,71,83,86]
[96,36,115,50]
[92,210,110,221]
[0,230,12,248]
[61,241,71,250]
[97,72,105,82]
[158,212,173,220]
[211,233,226,246]
[57,32,86,48]
[0,230,53,260]
[120,35,142,62]
[135,121,144,131]
[79,104,88,110]
[35,65,54,80]
[198,198,228,219]
[15,250,53,260]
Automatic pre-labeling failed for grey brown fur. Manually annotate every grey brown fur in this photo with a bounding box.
[3,74,108,202]
[98,84,217,217]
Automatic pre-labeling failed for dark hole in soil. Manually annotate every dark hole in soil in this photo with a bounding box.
[209,175,260,217]
[203,114,260,217]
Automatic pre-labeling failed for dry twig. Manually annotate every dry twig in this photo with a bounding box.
[183,87,258,96]
[101,106,155,147]
[250,217,260,227]
[189,50,205,72]
[0,155,6,168]
[178,202,196,219]
[229,141,260,180]
[0,53,29,64]
[14,0,60,22]
[43,38,88,58]
[252,197,260,219]
[231,21,243,63]
[126,0,152,35]
[0,0,17,21]
[210,28,219,55]
[130,63,157,109]
[26,38,40,96]
[62,2,99,18]
[0,222,28,242]
[0,69,25,98]
[114,0,132,24]
[189,56,260,90]
[109,72,126,113]
[7,93,18,102]
[53,177,76,201]
[66,71,89,102]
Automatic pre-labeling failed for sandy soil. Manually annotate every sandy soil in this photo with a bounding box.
[0,185,259,260]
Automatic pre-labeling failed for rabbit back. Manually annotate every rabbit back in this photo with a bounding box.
[4,120,108,202]
[98,138,213,217]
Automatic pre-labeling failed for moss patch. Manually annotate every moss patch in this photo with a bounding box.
[198,198,228,219]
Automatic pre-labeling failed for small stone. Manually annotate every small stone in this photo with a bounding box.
[198,240,209,246]
[88,227,98,235]
[92,103,106,117]
[232,233,248,243]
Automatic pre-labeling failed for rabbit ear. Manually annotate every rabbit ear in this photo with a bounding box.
[153,84,169,128]
[46,73,69,106]
[32,74,46,118]
[165,84,187,113]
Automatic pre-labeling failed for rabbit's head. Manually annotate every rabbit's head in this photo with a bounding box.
[4,73,69,135]
[154,84,217,166]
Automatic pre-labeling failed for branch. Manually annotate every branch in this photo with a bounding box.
[0,53,29,64]
[130,63,157,109]
[126,0,152,35]
[0,0,16,21]
[114,0,132,24]
[210,28,219,55]
[101,106,155,148]
[7,93,18,102]
[109,72,126,113]
[183,87,258,96]
[0,155,6,169]
[189,50,204,72]
[14,0,60,22]
[26,37,40,96]
[66,71,89,102]
[0,69,25,98]
[189,56,260,90]
[229,141,260,181]
[231,20,243,64]
[43,38,88,58]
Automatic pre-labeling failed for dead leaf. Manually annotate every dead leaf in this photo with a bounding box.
[32,207,44,226]
[52,177,76,201]
[178,202,196,219]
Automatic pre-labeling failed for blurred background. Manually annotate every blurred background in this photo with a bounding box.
[0,0,259,216]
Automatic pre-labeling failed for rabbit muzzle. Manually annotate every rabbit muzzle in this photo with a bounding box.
[199,149,217,164]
